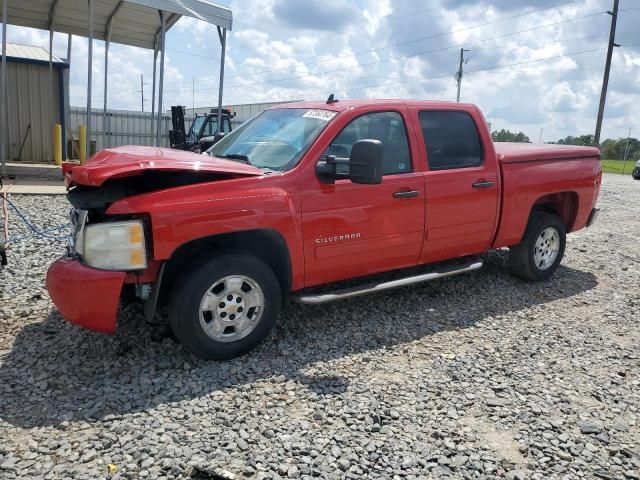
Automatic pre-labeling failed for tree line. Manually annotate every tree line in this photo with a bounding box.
[491,130,639,160]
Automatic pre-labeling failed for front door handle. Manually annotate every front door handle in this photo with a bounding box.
[472,180,494,189]
[393,190,420,199]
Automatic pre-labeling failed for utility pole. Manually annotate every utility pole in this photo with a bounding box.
[139,74,145,112]
[622,128,632,174]
[456,48,470,103]
[594,0,620,145]
[192,77,196,115]
[539,128,544,144]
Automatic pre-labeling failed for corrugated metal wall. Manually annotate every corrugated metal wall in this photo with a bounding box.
[66,101,297,157]
[68,108,195,153]
[2,61,294,162]
[5,61,61,162]
[188,100,300,126]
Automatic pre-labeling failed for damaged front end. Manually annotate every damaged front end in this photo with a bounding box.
[49,146,264,333]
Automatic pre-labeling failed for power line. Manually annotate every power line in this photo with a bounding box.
[164,47,610,108]
[165,62,640,109]
[170,10,608,92]
[165,0,588,86]
[247,0,582,76]
[174,12,605,91]
[163,29,632,94]
[161,63,640,108]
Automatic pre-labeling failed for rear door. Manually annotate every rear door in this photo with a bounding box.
[300,108,426,287]
[412,108,499,263]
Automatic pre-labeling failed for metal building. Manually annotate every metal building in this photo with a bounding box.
[1,43,69,162]
[1,0,233,176]
[188,100,302,126]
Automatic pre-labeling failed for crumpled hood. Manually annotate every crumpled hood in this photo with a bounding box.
[63,146,263,187]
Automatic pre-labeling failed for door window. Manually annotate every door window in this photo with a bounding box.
[419,111,483,170]
[327,111,412,175]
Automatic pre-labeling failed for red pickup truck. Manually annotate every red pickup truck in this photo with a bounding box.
[47,99,602,359]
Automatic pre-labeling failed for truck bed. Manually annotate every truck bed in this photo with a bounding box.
[492,142,602,249]
[494,142,600,163]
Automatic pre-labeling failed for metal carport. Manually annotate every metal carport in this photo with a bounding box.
[1,0,232,175]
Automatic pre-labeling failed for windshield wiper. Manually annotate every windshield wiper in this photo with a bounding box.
[219,153,252,165]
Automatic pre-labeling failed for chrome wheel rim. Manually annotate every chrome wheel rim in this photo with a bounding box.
[199,275,265,343]
[533,227,560,271]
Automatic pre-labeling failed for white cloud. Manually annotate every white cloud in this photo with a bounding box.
[4,0,640,141]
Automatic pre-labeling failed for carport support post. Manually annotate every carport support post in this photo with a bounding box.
[64,34,71,159]
[151,44,158,143]
[216,27,227,134]
[49,28,54,137]
[104,2,122,150]
[103,31,113,149]
[86,0,94,158]
[103,38,110,148]
[48,0,59,151]
[1,0,7,175]
[155,10,166,147]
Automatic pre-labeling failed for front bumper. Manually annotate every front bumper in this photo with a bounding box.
[46,257,126,333]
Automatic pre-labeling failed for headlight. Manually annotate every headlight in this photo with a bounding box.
[81,220,147,271]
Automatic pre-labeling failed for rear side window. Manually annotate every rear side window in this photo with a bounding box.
[419,111,483,170]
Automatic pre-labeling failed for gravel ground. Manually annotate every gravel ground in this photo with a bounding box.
[0,173,638,480]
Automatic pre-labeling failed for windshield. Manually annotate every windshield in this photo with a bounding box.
[206,108,337,171]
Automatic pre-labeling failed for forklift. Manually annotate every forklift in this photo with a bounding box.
[169,106,234,153]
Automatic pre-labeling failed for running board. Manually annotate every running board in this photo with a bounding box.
[291,259,483,305]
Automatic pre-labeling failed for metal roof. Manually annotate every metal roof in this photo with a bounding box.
[5,43,65,64]
[5,0,233,50]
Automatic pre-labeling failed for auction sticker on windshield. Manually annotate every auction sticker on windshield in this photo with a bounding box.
[302,110,337,122]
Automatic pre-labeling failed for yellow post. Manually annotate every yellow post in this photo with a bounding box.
[53,124,62,166]
[79,125,87,164]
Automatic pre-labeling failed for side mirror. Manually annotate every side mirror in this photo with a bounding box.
[315,139,384,185]
[212,131,226,144]
[349,139,383,185]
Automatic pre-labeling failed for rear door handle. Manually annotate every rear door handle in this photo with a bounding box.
[472,181,494,189]
[393,190,420,199]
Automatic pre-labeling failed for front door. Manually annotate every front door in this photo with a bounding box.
[301,110,426,288]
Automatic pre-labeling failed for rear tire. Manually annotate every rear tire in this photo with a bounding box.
[509,212,566,281]
[168,254,281,360]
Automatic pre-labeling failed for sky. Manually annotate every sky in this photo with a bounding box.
[5,0,640,142]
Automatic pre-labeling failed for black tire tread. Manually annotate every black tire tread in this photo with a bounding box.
[510,211,566,281]
[168,254,281,360]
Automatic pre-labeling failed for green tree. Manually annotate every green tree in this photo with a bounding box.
[556,135,595,146]
[491,129,531,143]
[554,135,640,159]
[599,137,640,160]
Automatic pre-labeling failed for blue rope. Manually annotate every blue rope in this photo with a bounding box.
[2,195,69,243]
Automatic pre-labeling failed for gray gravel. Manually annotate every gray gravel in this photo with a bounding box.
[1,173,639,480]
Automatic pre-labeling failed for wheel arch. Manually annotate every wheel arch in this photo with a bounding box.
[158,229,292,308]
[531,191,579,232]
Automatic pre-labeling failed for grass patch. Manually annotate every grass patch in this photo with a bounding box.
[601,159,637,175]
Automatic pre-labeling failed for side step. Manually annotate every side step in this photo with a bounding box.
[291,259,483,305]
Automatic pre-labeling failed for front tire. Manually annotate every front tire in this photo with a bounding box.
[509,212,566,281]
[169,254,281,360]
